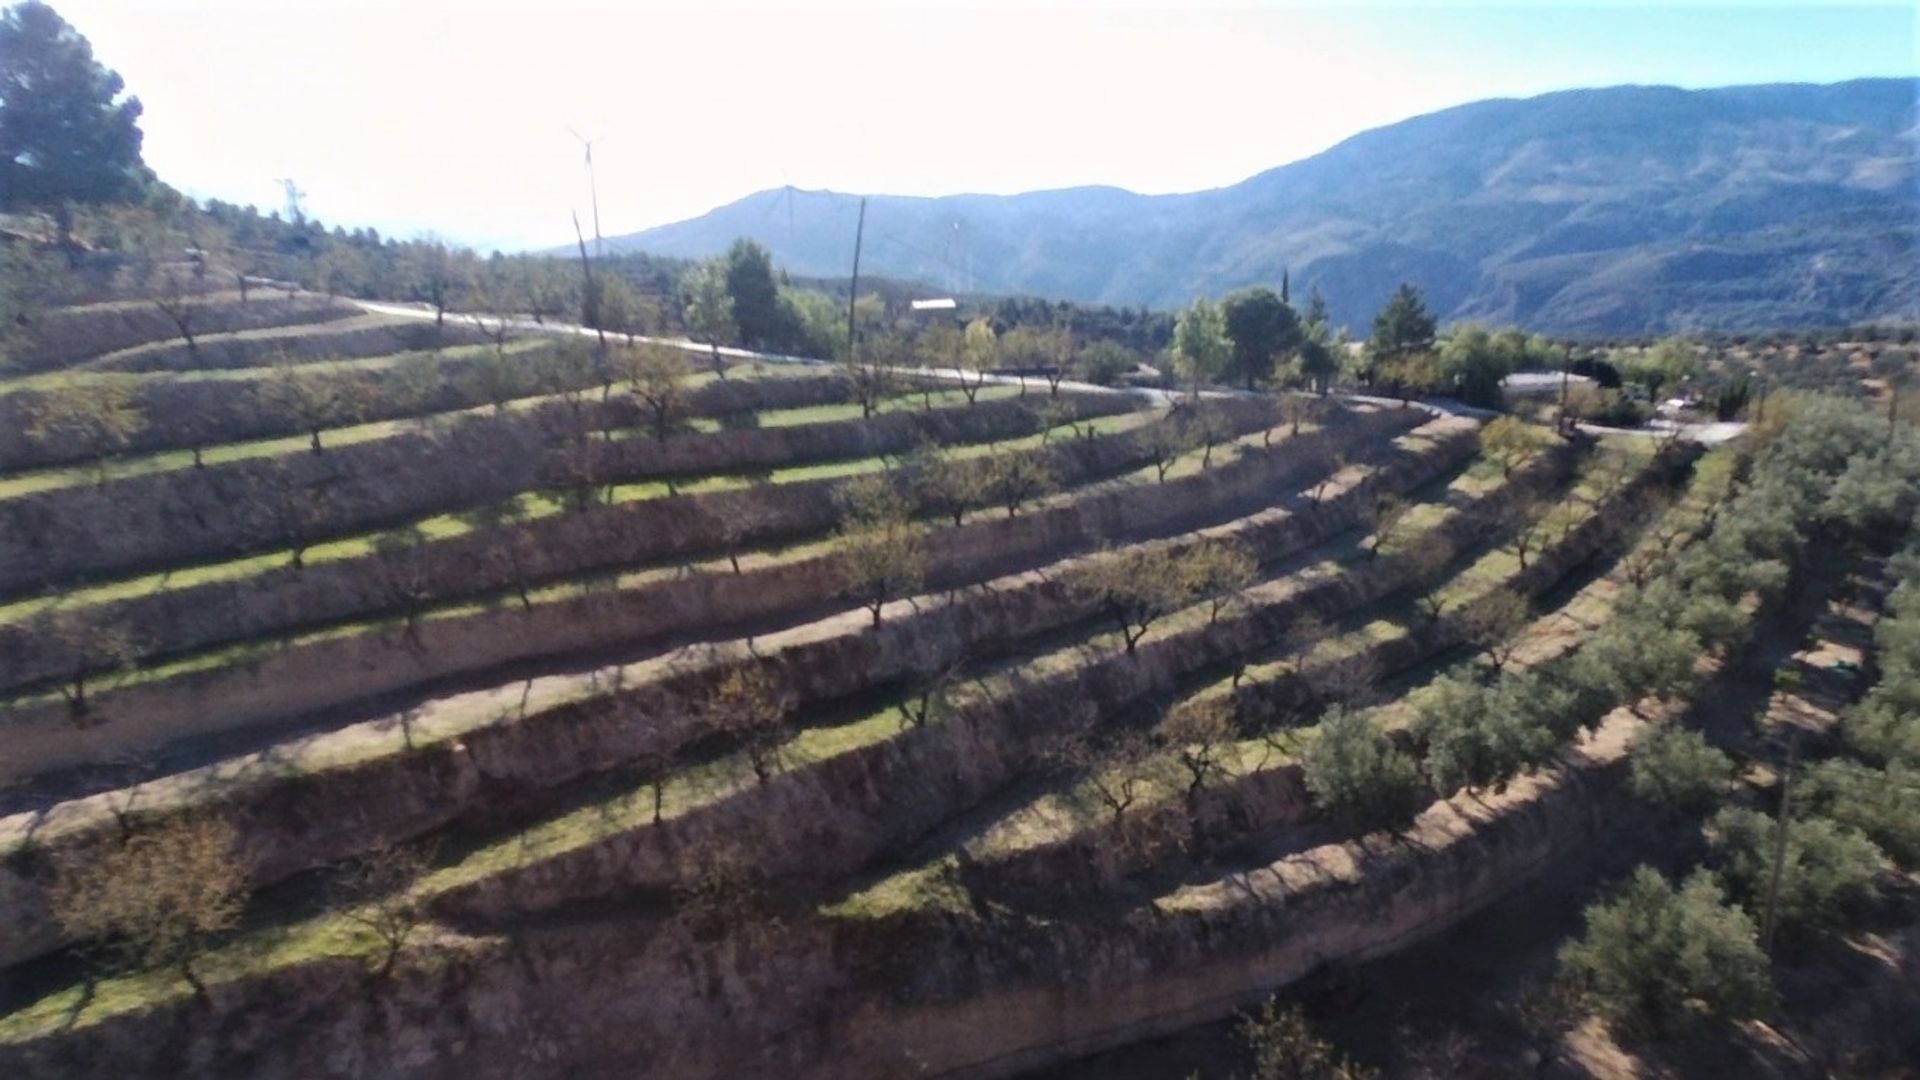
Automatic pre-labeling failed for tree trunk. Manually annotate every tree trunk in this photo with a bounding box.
[54,203,78,266]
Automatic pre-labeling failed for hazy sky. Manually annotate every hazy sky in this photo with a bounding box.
[50,0,1920,252]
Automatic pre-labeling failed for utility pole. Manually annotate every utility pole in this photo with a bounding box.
[569,129,604,259]
[276,178,307,225]
[1759,728,1799,955]
[846,196,867,366]
[1558,345,1573,436]
[572,210,605,351]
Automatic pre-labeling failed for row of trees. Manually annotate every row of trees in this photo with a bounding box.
[1283,395,1919,1039]
[1468,397,1917,1039]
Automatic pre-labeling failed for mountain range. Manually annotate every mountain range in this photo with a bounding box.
[605,78,1919,335]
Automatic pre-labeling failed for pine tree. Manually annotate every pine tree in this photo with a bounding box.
[0,1,152,249]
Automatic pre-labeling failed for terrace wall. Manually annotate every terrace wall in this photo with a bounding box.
[0,407,1436,968]
[422,417,1499,923]
[960,448,1692,900]
[0,381,1094,595]
[0,686,1656,1080]
[0,393,1150,695]
[13,295,358,374]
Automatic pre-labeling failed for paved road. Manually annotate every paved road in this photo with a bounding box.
[354,298,1745,444]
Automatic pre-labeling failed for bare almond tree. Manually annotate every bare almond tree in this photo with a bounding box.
[620,344,690,442]
[1182,536,1259,625]
[335,842,435,978]
[1457,587,1532,673]
[1160,695,1239,801]
[50,816,247,998]
[25,383,146,486]
[30,606,141,726]
[704,666,795,784]
[1072,545,1196,653]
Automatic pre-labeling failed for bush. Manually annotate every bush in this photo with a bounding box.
[1415,669,1550,797]
[1239,998,1374,1080]
[1559,866,1771,1034]
[1628,727,1734,816]
[1803,759,1920,870]
[1302,707,1425,835]
[1708,806,1883,932]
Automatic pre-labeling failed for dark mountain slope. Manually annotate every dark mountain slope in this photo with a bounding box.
[609,79,1919,334]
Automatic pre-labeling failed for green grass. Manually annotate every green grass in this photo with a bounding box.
[0,407,1163,707]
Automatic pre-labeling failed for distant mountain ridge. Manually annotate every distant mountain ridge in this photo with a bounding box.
[606,78,1920,335]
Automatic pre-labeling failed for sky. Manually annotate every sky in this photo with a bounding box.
[47,0,1920,252]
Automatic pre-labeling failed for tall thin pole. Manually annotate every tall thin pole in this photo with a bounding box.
[1760,728,1799,955]
[846,196,867,364]
[569,129,603,259]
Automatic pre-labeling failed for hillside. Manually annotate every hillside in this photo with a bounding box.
[609,79,1920,335]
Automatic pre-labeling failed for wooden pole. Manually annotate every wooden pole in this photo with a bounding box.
[846,196,868,366]
[1759,729,1799,955]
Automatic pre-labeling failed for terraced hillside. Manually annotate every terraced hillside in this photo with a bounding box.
[0,280,1914,1078]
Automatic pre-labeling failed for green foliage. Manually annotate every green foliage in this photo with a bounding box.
[1708,806,1883,932]
[1302,707,1424,834]
[1078,339,1142,386]
[723,238,801,351]
[1559,866,1771,1034]
[1239,998,1375,1080]
[1628,726,1734,816]
[1367,283,1436,363]
[1802,759,1920,869]
[1820,440,1920,533]
[682,259,736,353]
[1623,338,1704,398]
[1570,621,1700,705]
[0,1,152,227]
[1439,324,1532,408]
[1171,297,1231,391]
[1220,286,1302,390]
[1415,669,1550,796]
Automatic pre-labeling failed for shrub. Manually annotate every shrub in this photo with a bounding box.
[1415,669,1550,797]
[1302,707,1424,834]
[1802,759,1920,869]
[1628,727,1734,816]
[1559,866,1771,1034]
[1708,806,1883,932]
[1239,998,1374,1080]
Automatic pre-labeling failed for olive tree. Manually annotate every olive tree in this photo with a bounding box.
[1302,706,1424,835]
[1558,866,1771,1035]
[1708,806,1883,933]
[1416,669,1550,797]
[1628,726,1735,817]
